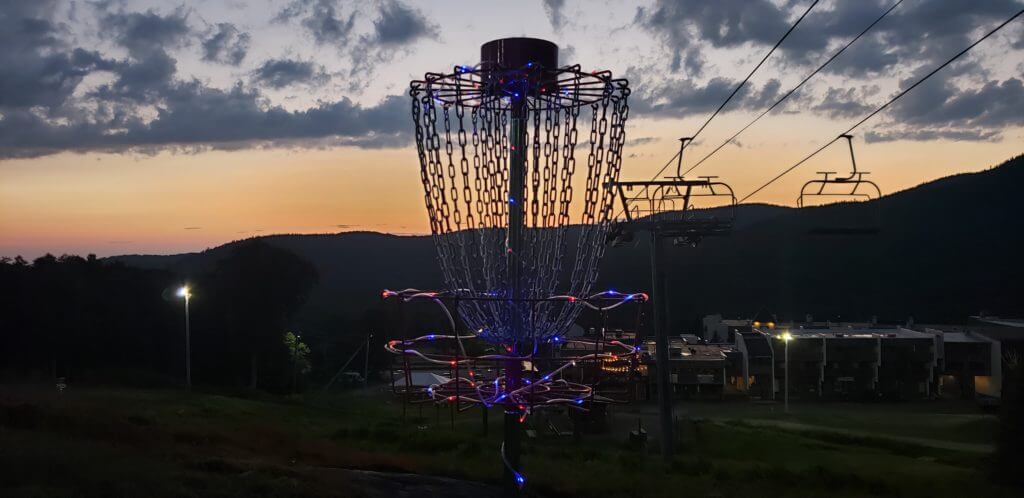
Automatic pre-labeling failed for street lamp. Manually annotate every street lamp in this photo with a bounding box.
[781,331,792,414]
[177,285,192,389]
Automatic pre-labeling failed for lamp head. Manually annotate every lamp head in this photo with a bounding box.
[177,286,191,299]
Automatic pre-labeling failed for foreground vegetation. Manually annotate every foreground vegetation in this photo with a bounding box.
[0,382,1015,498]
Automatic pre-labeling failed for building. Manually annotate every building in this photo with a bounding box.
[764,327,938,400]
[701,314,752,343]
[925,328,1002,400]
[640,337,735,399]
[735,331,775,399]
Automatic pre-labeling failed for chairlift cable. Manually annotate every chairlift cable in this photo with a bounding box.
[739,6,1024,204]
[681,0,905,178]
[614,0,820,219]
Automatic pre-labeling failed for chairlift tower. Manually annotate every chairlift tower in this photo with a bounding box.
[607,138,737,462]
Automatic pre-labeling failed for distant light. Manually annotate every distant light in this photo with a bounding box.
[767,321,776,329]
[753,321,761,328]
[176,286,190,298]
[781,332,793,342]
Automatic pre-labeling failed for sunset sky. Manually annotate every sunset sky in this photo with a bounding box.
[1,0,1022,258]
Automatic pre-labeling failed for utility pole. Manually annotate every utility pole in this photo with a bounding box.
[650,232,674,461]
[609,143,737,465]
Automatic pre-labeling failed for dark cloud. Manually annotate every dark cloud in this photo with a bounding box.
[636,0,789,52]
[890,76,1024,130]
[371,0,438,46]
[251,58,329,89]
[0,2,412,159]
[812,86,876,118]
[638,0,1023,78]
[626,136,661,146]
[344,1,438,89]
[0,1,116,111]
[631,75,782,117]
[543,0,567,31]
[276,0,357,47]
[201,22,250,65]
[864,128,1000,143]
[0,82,411,158]
[99,8,191,57]
[94,50,178,102]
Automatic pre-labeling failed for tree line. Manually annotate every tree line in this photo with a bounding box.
[0,240,327,392]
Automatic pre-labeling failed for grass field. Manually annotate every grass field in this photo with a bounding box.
[0,383,1014,497]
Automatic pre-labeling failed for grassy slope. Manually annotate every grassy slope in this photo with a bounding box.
[0,384,1015,498]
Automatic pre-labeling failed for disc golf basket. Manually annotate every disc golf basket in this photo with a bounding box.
[386,38,639,491]
[797,134,882,235]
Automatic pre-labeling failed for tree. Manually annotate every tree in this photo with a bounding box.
[209,240,318,390]
[284,331,311,392]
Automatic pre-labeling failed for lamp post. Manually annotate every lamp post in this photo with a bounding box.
[177,285,192,389]
[781,331,792,414]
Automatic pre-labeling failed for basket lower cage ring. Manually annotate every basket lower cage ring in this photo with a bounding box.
[383,289,648,487]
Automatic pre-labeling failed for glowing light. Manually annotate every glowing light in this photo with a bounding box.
[781,332,793,342]
[176,286,190,298]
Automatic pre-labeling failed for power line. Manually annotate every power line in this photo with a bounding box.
[616,0,820,218]
[681,0,905,178]
[739,6,1024,204]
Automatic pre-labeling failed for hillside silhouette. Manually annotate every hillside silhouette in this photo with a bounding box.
[112,154,1024,335]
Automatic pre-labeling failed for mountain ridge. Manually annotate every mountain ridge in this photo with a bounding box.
[108,154,1024,334]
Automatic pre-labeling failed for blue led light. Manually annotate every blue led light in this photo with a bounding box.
[574,398,584,405]
[515,473,526,488]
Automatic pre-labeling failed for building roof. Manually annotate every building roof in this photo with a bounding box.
[778,327,932,340]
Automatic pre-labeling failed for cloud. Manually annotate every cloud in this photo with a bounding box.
[543,0,567,31]
[0,3,413,159]
[371,0,438,46]
[889,76,1024,131]
[626,136,661,146]
[201,23,250,66]
[251,58,329,89]
[812,86,876,119]
[864,128,1001,143]
[0,82,412,158]
[0,1,116,111]
[636,0,789,51]
[630,75,782,118]
[276,0,357,47]
[99,7,191,57]
[637,0,1023,78]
